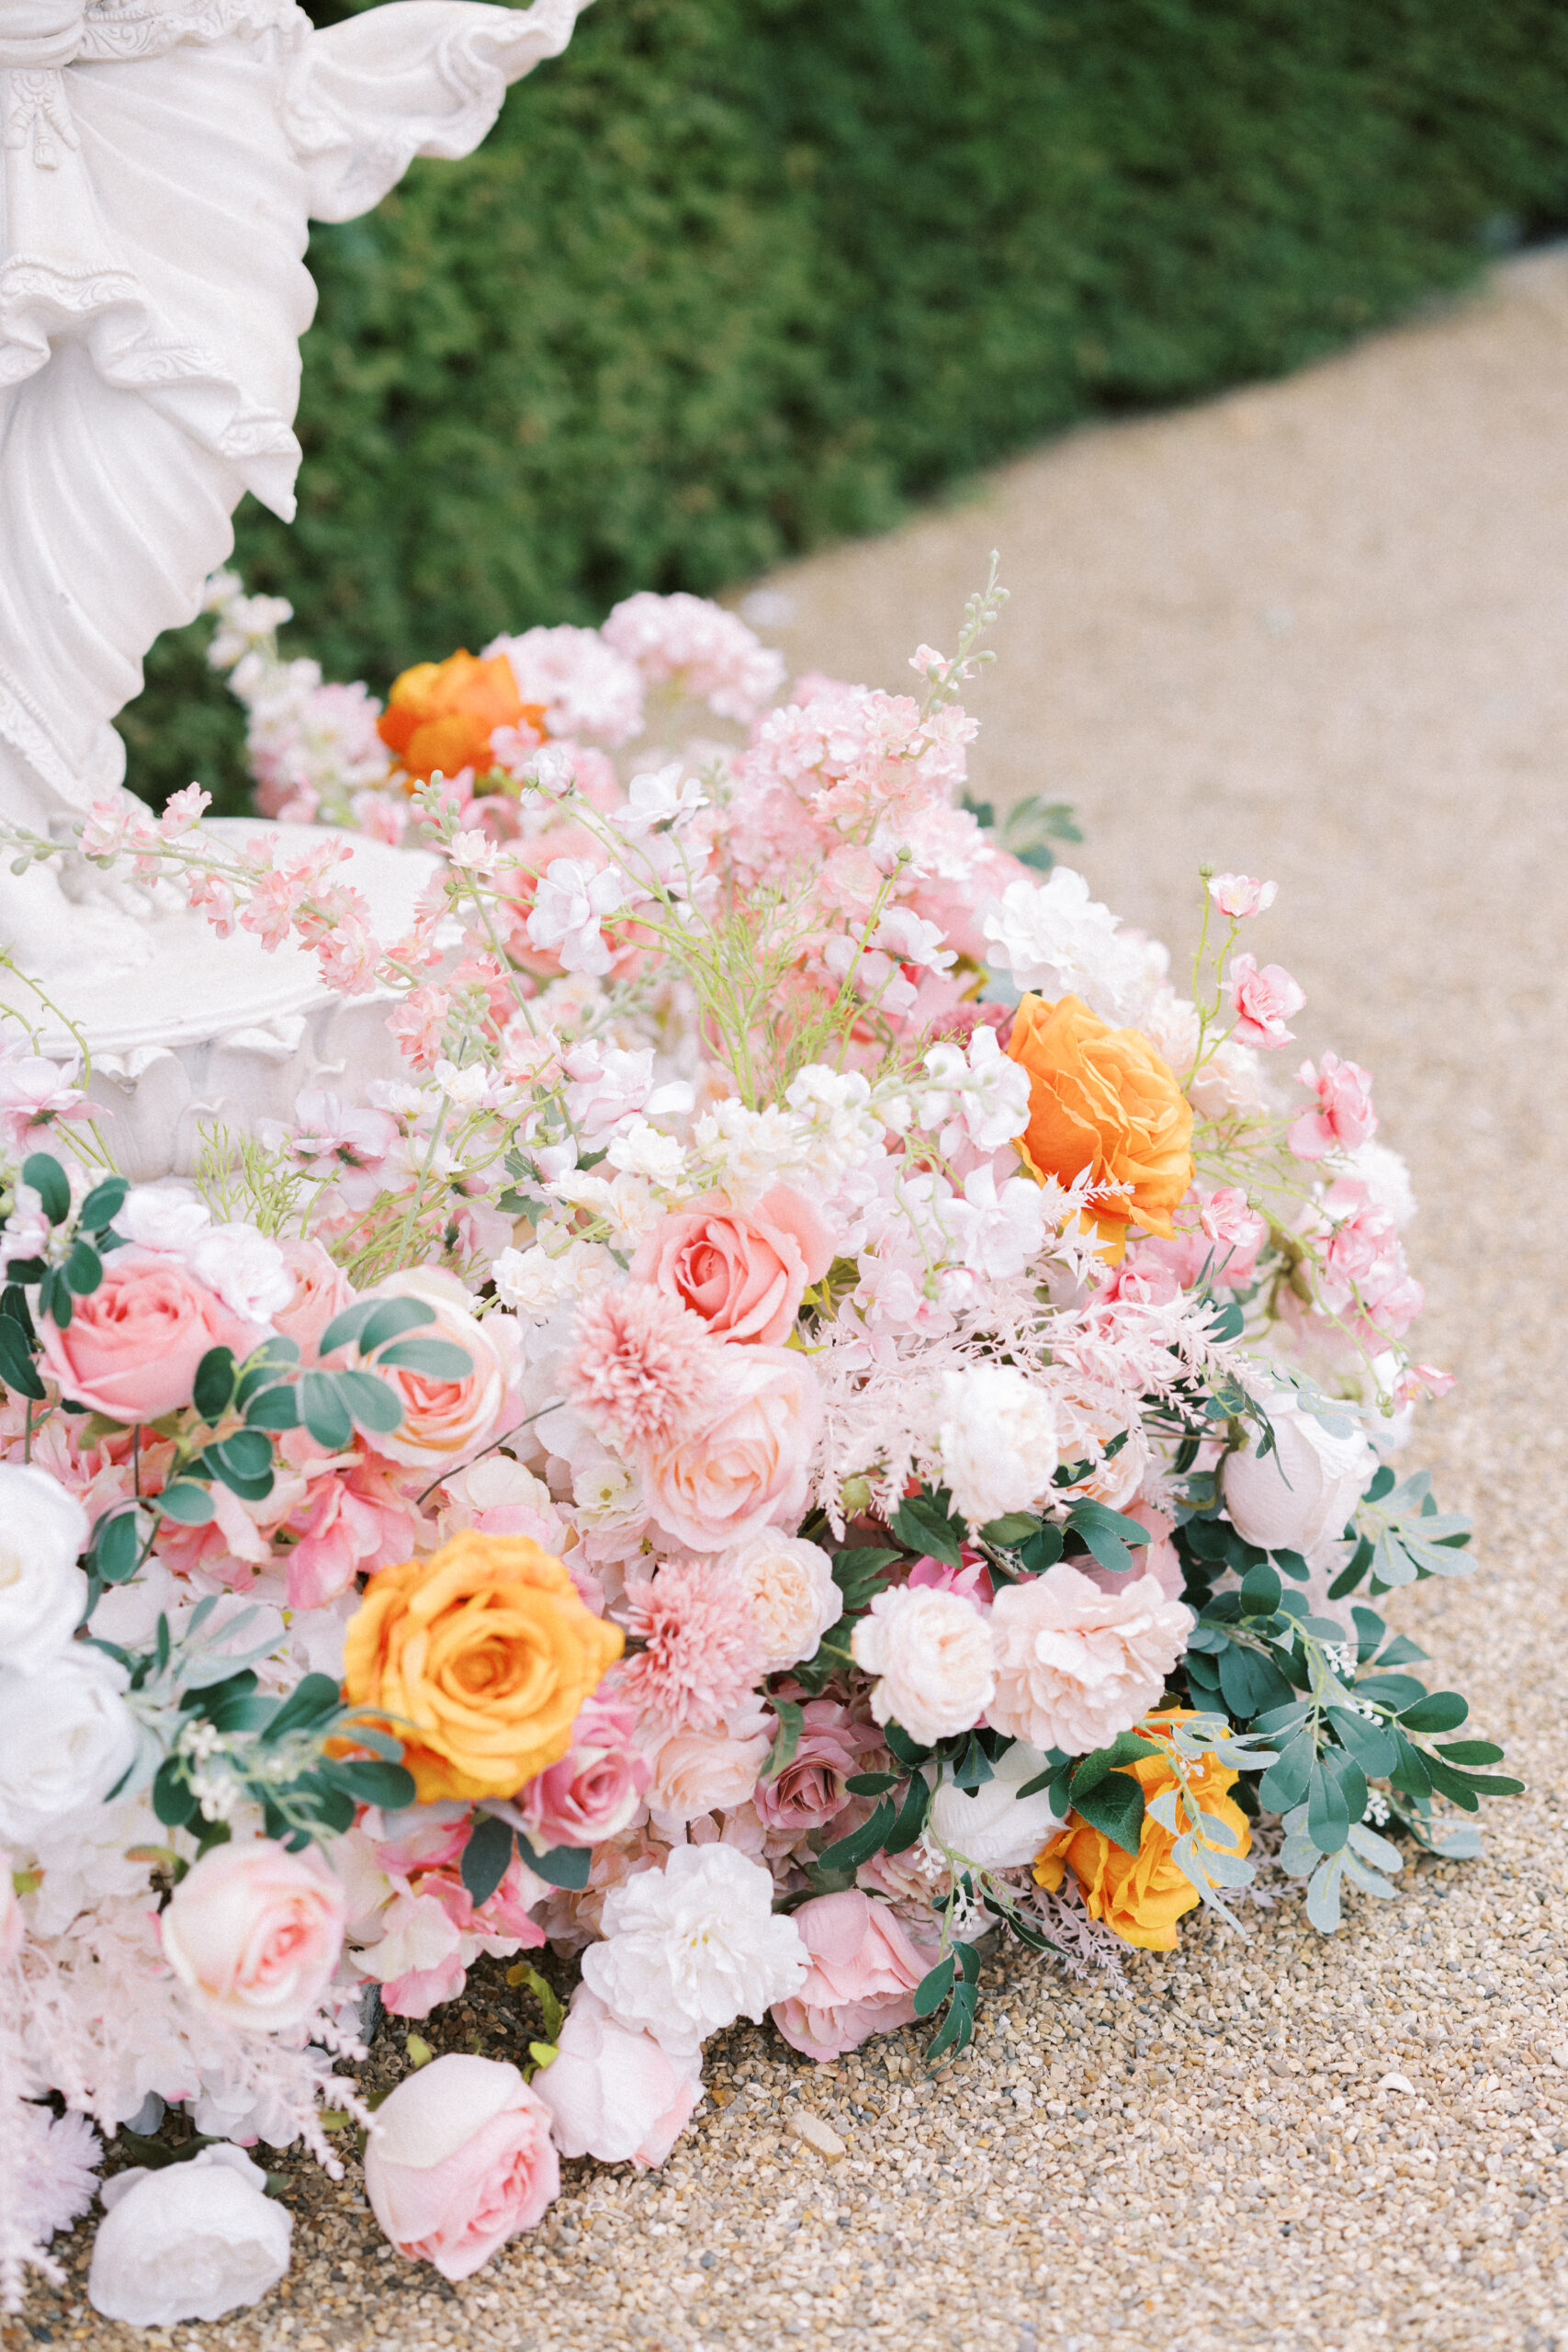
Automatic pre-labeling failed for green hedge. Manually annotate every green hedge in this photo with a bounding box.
[121,0,1568,808]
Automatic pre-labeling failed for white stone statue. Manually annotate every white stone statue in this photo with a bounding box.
[0,0,587,1169]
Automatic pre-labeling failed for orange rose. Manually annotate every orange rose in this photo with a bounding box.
[1032,1715,1249,1951]
[378,650,545,784]
[1006,992,1193,1261]
[343,1533,622,1804]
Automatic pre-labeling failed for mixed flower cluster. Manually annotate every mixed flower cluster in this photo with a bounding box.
[0,570,1511,2325]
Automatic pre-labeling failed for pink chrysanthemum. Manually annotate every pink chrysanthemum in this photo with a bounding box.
[563,1283,720,1449]
[615,1557,768,1735]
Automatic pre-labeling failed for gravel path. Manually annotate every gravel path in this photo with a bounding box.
[17,249,1568,2352]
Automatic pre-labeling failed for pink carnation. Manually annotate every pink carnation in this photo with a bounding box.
[562,1283,721,1450]
[615,1557,769,1735]
[1225,954,1305,1049]
[987,1564,1191,1753]
[1289,1053,1377,1160]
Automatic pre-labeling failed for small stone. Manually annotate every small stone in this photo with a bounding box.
[787,2111,847,2162]
[1378,2074,1416,2095]
[1550,2046,1568,2071]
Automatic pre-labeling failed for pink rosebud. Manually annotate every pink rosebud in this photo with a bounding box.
[770,1892,929,2062]
[1207,873,1278,921]
[532,1986,700,2169]
[1225,953,1305,1049]
[365,2054,558,2280]
[515,1694,650,1848]
[1288,1052,1377,1160]
[159,1840,345,2032]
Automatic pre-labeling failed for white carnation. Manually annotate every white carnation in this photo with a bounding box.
[852,1586,996,1747]
[937,1363,1059,1525]
[981,870,1150,1022]
[580,1844,808,2057]
[0,1461,89,1673]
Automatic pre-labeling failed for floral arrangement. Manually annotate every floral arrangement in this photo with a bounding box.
[0,566,1514,2325]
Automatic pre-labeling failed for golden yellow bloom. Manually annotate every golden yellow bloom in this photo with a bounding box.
[378,649,543,784]
[1006,991,1193,1261]
[1032,1716,1250,1952]
[343,1532,622,1804]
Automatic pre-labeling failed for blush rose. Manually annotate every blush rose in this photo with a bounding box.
[632,1185,833,1347]
[160,1840,346,2033]
[364,2053,558,2280]
[532,1985,701,2170]
[770,1891,929,2062]
[637,1345,821,1553]
[37,1249,259,1422]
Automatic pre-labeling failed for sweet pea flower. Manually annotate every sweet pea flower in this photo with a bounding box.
[1224,954,1305,1049]
[1207,874,1278,920]
[1289,1052,1377,1160]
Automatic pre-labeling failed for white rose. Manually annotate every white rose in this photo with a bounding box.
[927,1742,1064,1871]
[0,1649,137,1841]
[937,1363,1059,1526]
[87,2143,291,2324]
[1223,1381,1377,1565]
[851,1586,996,1747]
[0,1461,89,1672]
[718,1529,841,1672]
[580,1844,808,2057]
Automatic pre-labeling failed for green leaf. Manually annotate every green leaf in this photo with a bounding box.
[1325,1706,1399,1779]
[1305,1851,1346,1933]
[1398,1690,1469,1735]
[461,1814,515,1907]
[1328,1538,1374,1599]
[818,1795,897,1872]
[912,1953,955,2017]
[92,1508,142,1586]
[1018,1522,1064,1575]
[261,1672,344,1744]
[1065,1498,1149,1576]
[509,1962,565,2043]
[762,1698,805,1781]
[359,1297,437,1355]
[891,1490,964,1568]
[832,1548,902,1611]
[374,1337,473,1379]
[1216,1641,1293,1720]
[0,1314,45,1400]
[1354,1673,1427,1709]
[1071,1769,1145,1857]
[158,1480,215,1526]
[844,1770,899,1795]
[209,1428,274,1482]
[316,1299,381,1358]
[62,1238,101,1295]
[245,1384,300,1431]
[1306,1757,1350,1853]
[1272,1548,1310,1584]
[152,1755,197,1828]
[1257,1726,1314,1813]
[977,1513,1040,1547]
[925,1982,976,2065]
[1239,1563,1281,1614]
[1387,1731,1432,1800]
[950,1736,994,1791]
[333,1368,406,1436]
[1071,1729,1161,1795]
[327,1759,417,1810]
[77,1176,128,1233]
[516,1836,592,1891]
[40,1269,70,1330]
[22,1153,69,1226]
[193,1346,237,1422]
[300,1370,354,1453]
[884,1771,932,1856]
[1434,1740,1506,1766]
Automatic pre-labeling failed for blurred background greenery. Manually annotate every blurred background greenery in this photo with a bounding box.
[120,0,1568,811]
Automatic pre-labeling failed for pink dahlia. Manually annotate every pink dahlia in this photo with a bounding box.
[563,1282,721,1450]
[616,1557,769,1736]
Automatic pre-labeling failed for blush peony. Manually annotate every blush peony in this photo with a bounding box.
[936,1363,1059,1526]
[851,1584,996,1747]
[770,1891,930,2062]
[987,1564,1190,1754]
[364,2054,558,2280]
[718,1528,842,1673]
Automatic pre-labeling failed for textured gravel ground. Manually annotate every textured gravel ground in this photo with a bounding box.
[14,247,1568,2352]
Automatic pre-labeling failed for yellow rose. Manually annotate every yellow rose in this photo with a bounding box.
[342,1532,622,1804]
[1032,1716,1250,1952]
[1006,991,1193,1261]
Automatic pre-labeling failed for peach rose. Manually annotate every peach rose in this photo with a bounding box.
[355,1265,515,1472]
[770,1891,929,2062]
[159,1840,345,2032]
[636,1345,820,1553]
[37,1249,259,1423]
[272,1236,353,1361]
[378,650,541,785]
[1007,991,1193,1261]
[365,2054,558,2280]
[631,1186,833,1347]
[342,1532,624,1804]
[648,1710,773,1824]
[1033,1716,1250,1952]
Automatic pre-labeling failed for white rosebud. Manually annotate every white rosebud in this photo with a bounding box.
[0,1462,89,1673]
[1223,1380,1377,1565]
[928,1742,1064,1871]
[87,2144,291,2324]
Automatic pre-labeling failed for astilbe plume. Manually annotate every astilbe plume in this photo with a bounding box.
[615,1558,769,1735]
[562,1282,721,1450]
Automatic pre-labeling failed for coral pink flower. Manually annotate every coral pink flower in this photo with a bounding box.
[615,1558,769,1736]
[1225,954,1305,1049]
[160,1840,345,2032]
[636,1345,821,1553]
[631,1186,833,1348]
[770,1892,929,2062]
[562,1283,721,1451]
[272,1236,353,1359]
[1289,1053,1377,1160]
[283,1454,421,1610]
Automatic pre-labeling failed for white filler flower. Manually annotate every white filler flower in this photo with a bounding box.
[581,1844,808,2057]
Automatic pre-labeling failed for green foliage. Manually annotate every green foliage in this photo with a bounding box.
[122,0,1568,808]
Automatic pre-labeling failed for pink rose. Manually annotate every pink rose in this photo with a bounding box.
[632,1185,832,1347]
[751,1701,885,1842]
[365,2054,558,2280]
[533,1986,700,2169]
[159,1840,345,2032]
[987,1564,1191,1753]
[354,1265,516,1471]
[770,1891,928,2062]
[637,1344,820,1552]
[648,1713,773,1824]
[272,1236,353,1359]
[1224,954,1305,1050]
[37,1249,259,1423]
[515,1693,650,1848]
